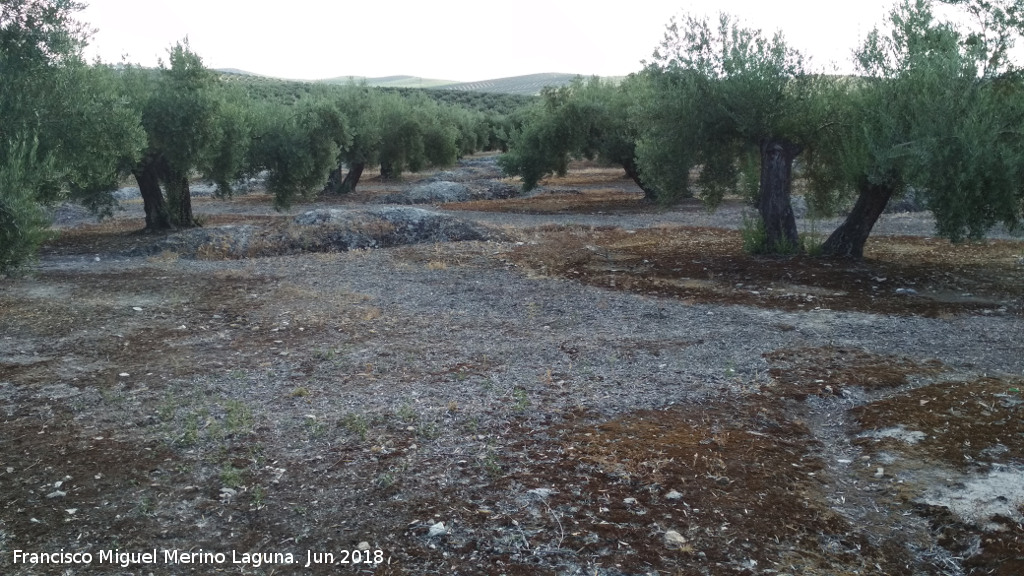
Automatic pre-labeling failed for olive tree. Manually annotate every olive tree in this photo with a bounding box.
[248,97,348,209]
[120,41,256,230]
[810,0,1024,257]
[498,76,659,199]
[636,13,817,252]
[323,87,465,194]
[1,0,144,271]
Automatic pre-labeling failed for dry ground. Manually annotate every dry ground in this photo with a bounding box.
[1,158,1023,575]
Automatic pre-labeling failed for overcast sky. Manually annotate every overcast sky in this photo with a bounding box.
[79,1,901,81]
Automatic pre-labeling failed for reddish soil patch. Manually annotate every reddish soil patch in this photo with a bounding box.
[852,378,1024,575]
[764,346,946,399]
[852,377,1024,470]
[506,225,1023,317]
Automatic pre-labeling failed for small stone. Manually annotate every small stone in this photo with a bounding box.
[665,490,684,500]
[623,497,638,505]
[46,490,66,499]
[118,373,129,377]
[874,467,885,478]
[664,530,687,547]
[65,508,78,515]
[357,541,370,551]
[132,307,143,311]
[428,522,447,537]
[5,467,12,474]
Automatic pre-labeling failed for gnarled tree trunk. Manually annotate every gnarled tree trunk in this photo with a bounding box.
[133,155,171,231]
[623,157,659,201]
[165,171,198,228]
[820,180,896,258]
[758,138,802,253]
[340,162,365,193]
[323,164,344,195]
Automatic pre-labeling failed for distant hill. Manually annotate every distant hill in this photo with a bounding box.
[319,75,458,89]
[440,73,581,95]
[317,73,582,94]
[216,68,596,96]
[215,68,268,77]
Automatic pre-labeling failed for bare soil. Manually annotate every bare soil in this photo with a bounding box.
[2,156,1023,575]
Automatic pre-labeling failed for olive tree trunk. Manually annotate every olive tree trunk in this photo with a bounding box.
[133,155,171,231]
[623,157,659,201]
[757,138,802,253]
[165,171,198,228]
[323,161,366,194]
[340,162,365,193]
[820,180,896,258]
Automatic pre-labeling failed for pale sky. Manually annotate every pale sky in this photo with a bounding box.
[79,1,900,81]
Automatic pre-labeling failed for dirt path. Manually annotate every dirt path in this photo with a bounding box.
[2,157,1023,575]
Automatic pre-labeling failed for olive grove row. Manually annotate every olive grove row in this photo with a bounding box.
[500,0,1024,257]
[0,0,513,270]
[3,0,1023,271]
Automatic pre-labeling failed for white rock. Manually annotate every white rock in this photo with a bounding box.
[664,530,687,547]
[875,467,885,478]
[428,522,447,537]
[357,541,370,551]
[45,490,66,499]
[623,497,638,505]
[528,488,555,499]
[665,490,684,500]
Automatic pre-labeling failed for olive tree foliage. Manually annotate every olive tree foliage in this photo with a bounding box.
[635,13,817,252]
[498,76,659,199]
[1,0,144,271]
[808,0,1024,257]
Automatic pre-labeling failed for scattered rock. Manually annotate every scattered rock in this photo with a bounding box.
[527,488,555,499]
[664,530,687,548]
[380,181,471,205]
[45,490,66,499]
[427,522,447,537]
[859,426,928,445]
[134,207,494,259]
[665,490,684,500]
